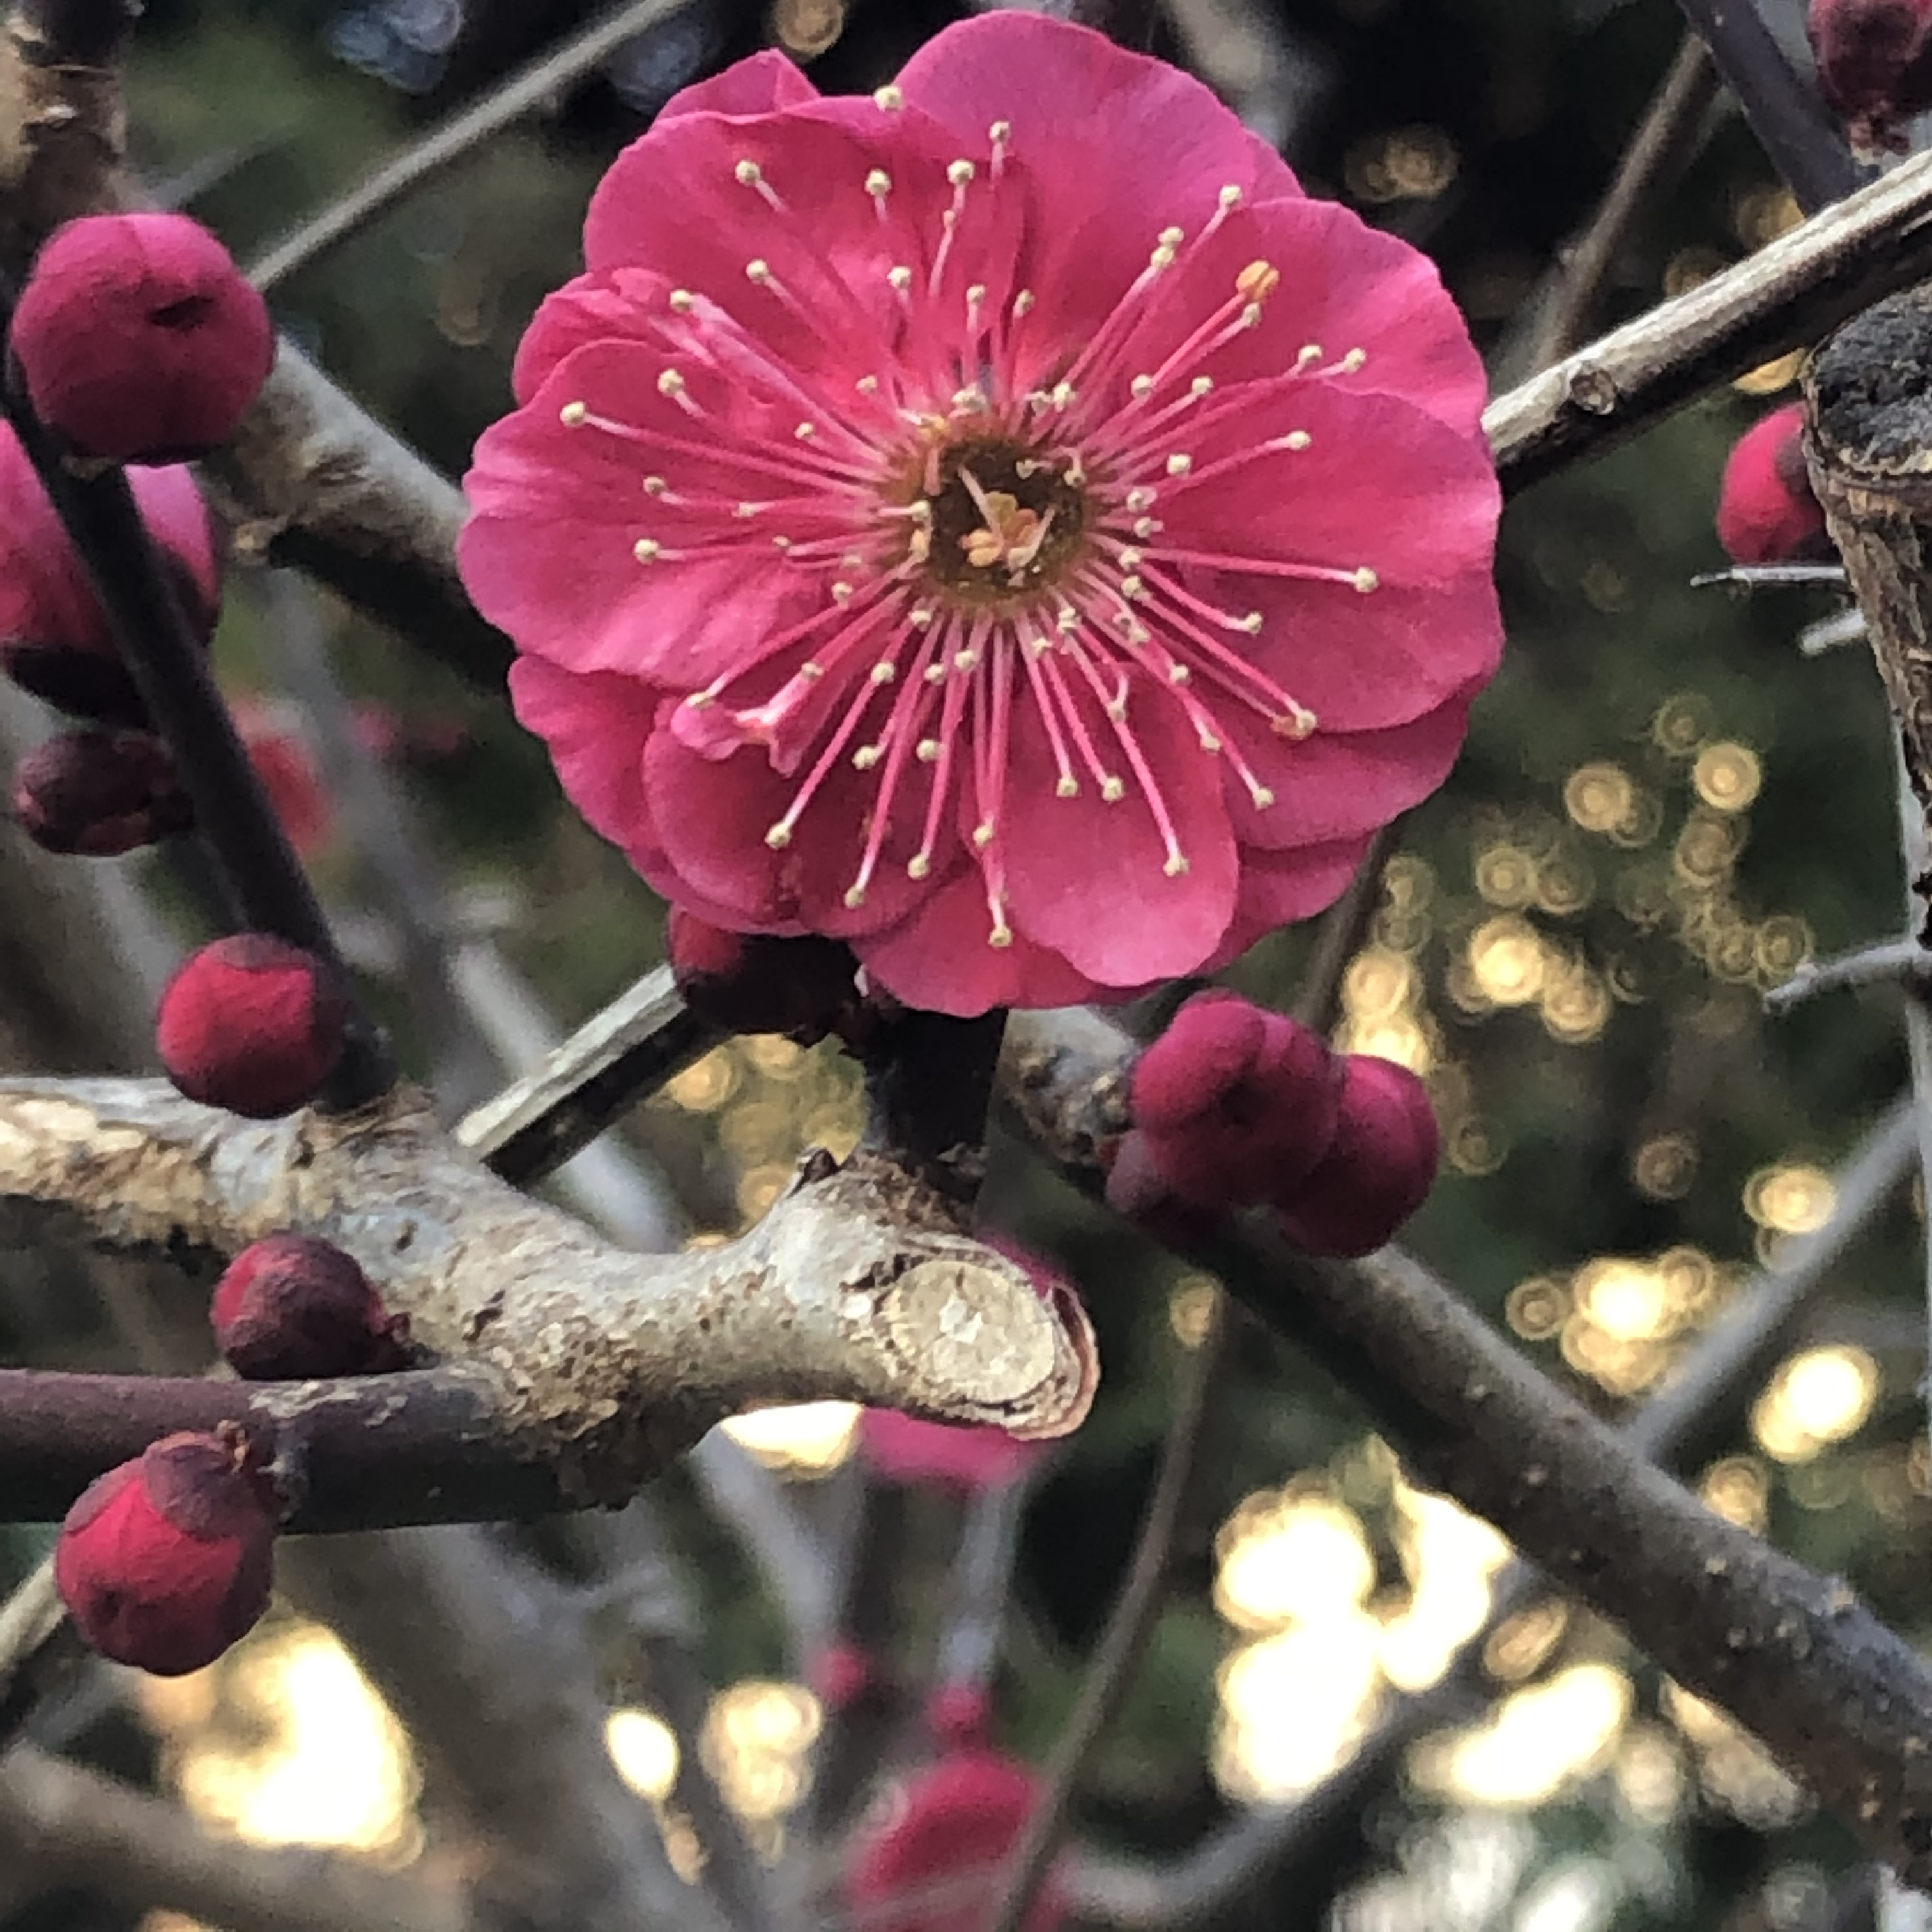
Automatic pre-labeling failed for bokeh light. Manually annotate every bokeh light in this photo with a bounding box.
[701,1681,821,1823]
[719,1402,861,1476]
[606,1707,680,1802]
[1751,1346,1880,1463]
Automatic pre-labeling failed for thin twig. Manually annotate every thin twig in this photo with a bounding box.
[1670,0,1866,213]
[246,0,700,292]
[1526,33,1721,369]
[1765,937,1931,1012]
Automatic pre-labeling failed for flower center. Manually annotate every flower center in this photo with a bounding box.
[910,436,1089,608]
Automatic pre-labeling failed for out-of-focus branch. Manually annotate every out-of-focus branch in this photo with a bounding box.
[0,1078,1096,1521]
[246,0,700,293]
[1671,0,1864,213]
[1520,33,1720,372]
[1765,936,1930,1011]
[0,1742,473,1932]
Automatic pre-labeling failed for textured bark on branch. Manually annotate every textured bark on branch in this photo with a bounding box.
[1806,287,1932,931]
[0,1078,1096,1518]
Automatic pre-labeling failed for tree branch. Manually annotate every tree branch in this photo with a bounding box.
[0,1077,1095,1521]
[0,1742,472,1932]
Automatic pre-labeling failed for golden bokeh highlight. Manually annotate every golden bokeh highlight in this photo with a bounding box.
[142,1622,420,1864]
[1411,1663,1632,1807]
[1467,915,1545,1007]
[1699,1455,1770,1533]
[1751,1346,1879,1463]
[606,1708,680,1803]
[1169,1274,1220,1349]
[701,1682,821,1823]
[719,1402,861,1476]
[1344,125,1460,203]
[1632,1133,1698,1200]
[769,0,845,57]
[1733,348,1806,395]
[1505,1275,1570,1341]
[1515,1247,1725,1401]
[1215,1490,1377,1632]
[1664,1681,1811,1829]
[1744,1163,1836,1234]
[1692,742,1762,813]
[1652,694,1715,758]
[1563,762,1634,834]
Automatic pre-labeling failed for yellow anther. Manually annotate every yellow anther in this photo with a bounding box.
[843,885,866,908]
[746,259,772,284]
[832,582,854,604]
[1131,374,1155,399]
[871,661,896,684]
[857,374,881,394]
[910,604,935,626]
[1190,376,1214,398]
[924,662,946,684]
[734,160,763,186]
[1101,776,1126,802]
[887,264,913,291]
[795,422,816,440]
[657,370,685,396]
[948,159,976,186]
[1218,184,1243,210]
[1117,547,1144,570]
[1049,380,1076,408]
[1169,664,1191,685]
[988,921,1014,949]
[1284,430,1312,450]
[1163,854,1190,877]
[1158,225,1184,249]
[1013,289,1035,317]
[799,661,825,680]
[668,289,695,312]
[765,824,793,849]
[633,539,661,562]
[1353,567,1379,593]
[988,119,1011,144]
[1338,348,1367,372]
[559,400,587,426]
[874,84,905,109]
[643,475,667,495]
[1166,453,1193,477]
[916,739,942,762]
[1236,259,1280,302]
[1237,611,1264,634]
[854,745,883,769]
[1125,487,1156,511]
[907,853,931,878]
[1133,516,1160,539]
[866,168,891,197]
[972,822,995,848]
[1296,343,1323,367]
[1055,776,1080,798]
[1252,784,1276,808]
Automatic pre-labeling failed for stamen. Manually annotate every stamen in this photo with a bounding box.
[874,84,904,109]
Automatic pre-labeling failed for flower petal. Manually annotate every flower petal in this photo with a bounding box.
[643,728,962,938]
[656,48,820,122]
[1002,673,1238,983]
[1211,835,1373,962]
[855,871,1102,1015]
[509,656,662,856]
[1222,693,1476,848]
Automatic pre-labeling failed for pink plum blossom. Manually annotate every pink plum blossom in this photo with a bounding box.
[461,13,1503,1016]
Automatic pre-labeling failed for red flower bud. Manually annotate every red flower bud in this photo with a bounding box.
[156,935,349,1119]
[847,1752,1065,1932]
[811,1641,877,1712]
[13,728,192,855]
[1808,0,1932,153]
[12,213,275,463]
[666,905,857,1039]
[924,1682,994,1749]
[54,1429,279,1676]
[232,703,332,860]
[1716,404,1828,566]
[1274,1055,1441,1257]
[211,1233,407,1380]
[0,440,220,724]
[1128,993,1344,1209]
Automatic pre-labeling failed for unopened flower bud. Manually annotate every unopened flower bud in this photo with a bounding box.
[1807,0,1932,154]
[54,1429,279,1676]
[211,1233,407,1380]
[667,905,858,1039]
[12,213,275,463]
[925,1682,994,1748]
[156,934,349,1119]
[811,1641,877,1712]
[1274,1055,1441,1257]
[1128,992,1343,1209]
[0,444,220,724]
[1716,403,1828,565]
[13,728,191,855]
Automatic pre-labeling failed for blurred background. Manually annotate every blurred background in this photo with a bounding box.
[1,2,1922,1930]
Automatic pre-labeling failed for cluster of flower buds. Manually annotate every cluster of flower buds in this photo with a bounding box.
[54,1429,282,1677]
[13,728,191,855]
[1107,992,1440,1257]
[157,933,349,1118]
[666,907,860,1040]
[1715,402,1829,567]
[1807,0,1932,155]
